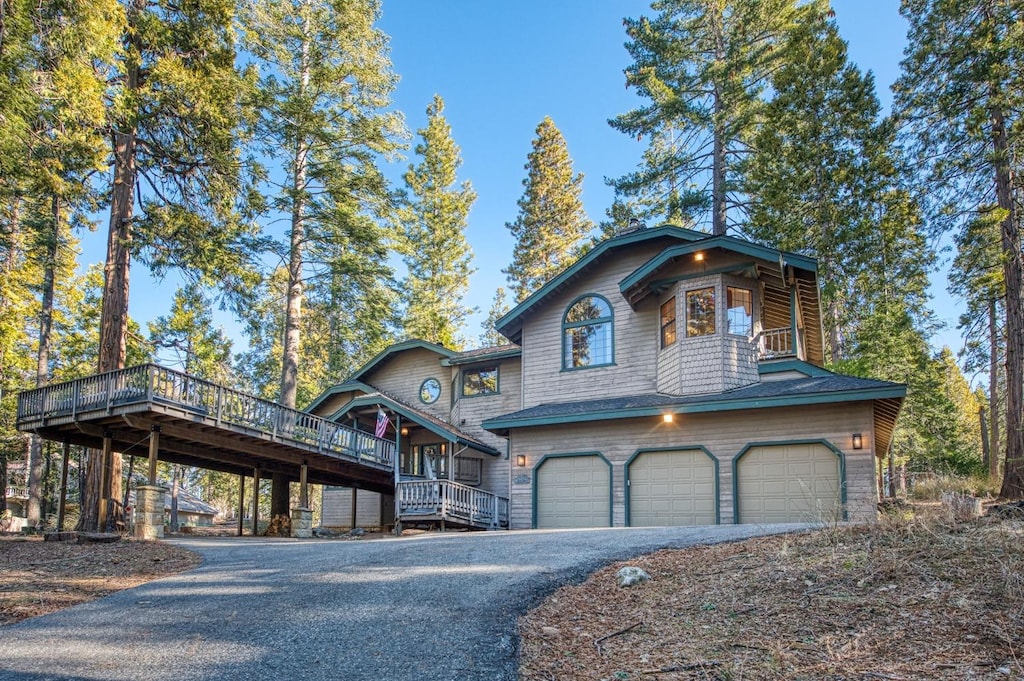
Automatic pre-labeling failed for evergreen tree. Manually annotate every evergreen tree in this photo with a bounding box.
[895,0,1024,497]
[504,117,592,302]
[242,0,404,409]
[610,0,814,233]
[479,287,511,347]
[148,287,233,382]
[398,95,477,349]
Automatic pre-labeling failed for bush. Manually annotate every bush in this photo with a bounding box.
[909,472,999,501]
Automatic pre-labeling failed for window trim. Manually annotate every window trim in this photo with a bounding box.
[561,293,615,371]
[418,377,442,404]
[685,286,716,338]
[461,365,499,397]
[660,296,677,348]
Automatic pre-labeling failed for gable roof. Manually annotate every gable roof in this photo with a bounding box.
[329,391,501,457]
[496,224,707,343]
[442,344,522,366]
[347,339,456,384]
[304,379,376,414]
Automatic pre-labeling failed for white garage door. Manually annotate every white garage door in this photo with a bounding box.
[628,450,716,526]
[535,455,610,529]
[736,443,841,524]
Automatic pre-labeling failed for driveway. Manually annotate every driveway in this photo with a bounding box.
[0,524,808,680]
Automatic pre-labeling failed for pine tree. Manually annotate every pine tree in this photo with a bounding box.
[479,287,511,348]
[242,0,404,409]
[504,117,592,302]
[398,95,477,349]
[895,0,1024,497]
[148,287,233,382]
[610,0,814,233]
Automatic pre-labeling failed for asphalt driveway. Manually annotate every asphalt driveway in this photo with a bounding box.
[0,524,809,680]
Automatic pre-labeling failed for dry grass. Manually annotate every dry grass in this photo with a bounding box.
[519,513,1024,680]
[0,535,201,626]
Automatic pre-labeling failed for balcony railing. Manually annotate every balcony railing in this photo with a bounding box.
[16,364,395,470]
[757,327,796,359]
[396,479,509,530]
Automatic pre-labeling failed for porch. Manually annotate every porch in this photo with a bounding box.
[396,479,509,530]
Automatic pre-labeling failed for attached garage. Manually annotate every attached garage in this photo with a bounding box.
[535,454,610,529]
[735,442,843,524]
[627,449,717,526]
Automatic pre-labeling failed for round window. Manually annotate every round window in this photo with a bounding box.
[419,378,441,404]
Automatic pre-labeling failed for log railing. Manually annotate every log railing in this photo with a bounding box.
[16,364,395,469]
[396,479,509,529]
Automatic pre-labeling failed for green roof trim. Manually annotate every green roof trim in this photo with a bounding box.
[757,359,834,378]
[496,224,705,341]
[331,394,501,457]
[349,339,457,382]
[619,236,818,295]
[303,379,376,414]
[482,385,907,432]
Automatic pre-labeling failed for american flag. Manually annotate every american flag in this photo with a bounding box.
[374,408,389,438]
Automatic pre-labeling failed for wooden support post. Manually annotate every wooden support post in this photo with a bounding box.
[252,467,260,536]
[299,462,308,508]
[350,487,358,529]
[237,475,245,537]
[147,425,161,485]
[56,442,70,531]
[98,432,113,531]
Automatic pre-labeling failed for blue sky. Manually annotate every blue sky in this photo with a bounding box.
[80,1,965,369]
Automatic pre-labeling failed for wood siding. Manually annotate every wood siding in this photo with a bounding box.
[361,348,454,421]
[509,401,877,529]
[321,486,393,529]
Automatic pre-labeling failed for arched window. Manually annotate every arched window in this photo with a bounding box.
[563,295,614,369]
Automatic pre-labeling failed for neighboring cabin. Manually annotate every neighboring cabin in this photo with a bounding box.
[306,224,905,530]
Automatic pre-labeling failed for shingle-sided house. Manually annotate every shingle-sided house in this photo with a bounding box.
[306,223,905,530]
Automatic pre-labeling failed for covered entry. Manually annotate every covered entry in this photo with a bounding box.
[534,453,610,529]
[734,441,843,523]
[627,448,717,526]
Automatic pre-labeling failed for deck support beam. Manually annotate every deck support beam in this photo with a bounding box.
[299,462,308,508]
[252,467,261,536]
[237,474,245,536]
[147,425,161,485]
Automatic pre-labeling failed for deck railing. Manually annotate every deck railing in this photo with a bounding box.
[396,479,509,529]
[757,327,795,359]
[5,486,27,499]
[16,364,395,469]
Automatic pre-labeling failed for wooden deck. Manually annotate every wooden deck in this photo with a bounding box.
[16,365,397,493]
[397,479,509,530]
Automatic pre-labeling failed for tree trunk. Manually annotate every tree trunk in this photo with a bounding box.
[711,7,727,236]
[988,296,1001,481]
[992,105,1023,499]
[27,196,60,528]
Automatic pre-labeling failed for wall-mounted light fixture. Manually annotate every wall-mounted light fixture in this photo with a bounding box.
[694,252,704,262]
[516,455,527,467]
[852,433,863,450]
[400,427,408,436]
[663,413,674,423]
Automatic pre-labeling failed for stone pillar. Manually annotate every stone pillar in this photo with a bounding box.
[290,507,312,538]
[134,485,167,540]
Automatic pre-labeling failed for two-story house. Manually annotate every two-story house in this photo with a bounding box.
[306,224,905,530]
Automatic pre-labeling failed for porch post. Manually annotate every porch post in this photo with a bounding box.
[350,487,357,529]
[393,413,402,534]
[237,474,245,536]
[252,467,260,536]
[299,461,308,508]
[147,425,160,485]
[56,441,70,531]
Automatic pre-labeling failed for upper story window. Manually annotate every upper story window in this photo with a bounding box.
[563,295,614,369]
[727,287,753,337]
[686,287,716,337]
[660,297,677,348]
[462,366,498,396]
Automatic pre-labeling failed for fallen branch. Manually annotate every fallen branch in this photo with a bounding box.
[642,661,720,674]
[594,618,643,654]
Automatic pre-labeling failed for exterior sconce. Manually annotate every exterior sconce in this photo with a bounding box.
[516,455,527,467]
[694,252,704,262]
[400,427,408,436]
[852,433,863,450]
[662,413,674,423]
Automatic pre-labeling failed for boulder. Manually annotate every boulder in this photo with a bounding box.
[617,566,651,587]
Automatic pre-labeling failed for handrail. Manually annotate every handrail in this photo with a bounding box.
[757,327,794,359]
[396,479,509,529]
[16,364,395,470]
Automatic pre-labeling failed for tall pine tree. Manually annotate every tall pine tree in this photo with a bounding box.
[504,117,592,302]
[398,95,476,349]
[895,0,1024,497]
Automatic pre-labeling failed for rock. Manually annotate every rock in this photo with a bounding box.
[348,527,366,537]
[541,626,561,637]
[617,566,651,587]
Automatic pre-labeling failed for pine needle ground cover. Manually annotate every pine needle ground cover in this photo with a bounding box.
[519,516,1024,680]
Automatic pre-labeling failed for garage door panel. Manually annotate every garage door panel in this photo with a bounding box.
[536,456,609,529]
[629,450,716,527]
[737,444,841,524]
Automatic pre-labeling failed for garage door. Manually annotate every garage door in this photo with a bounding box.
[628,449,716,526]
[736,443,841,523]
[535,455,610,529]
